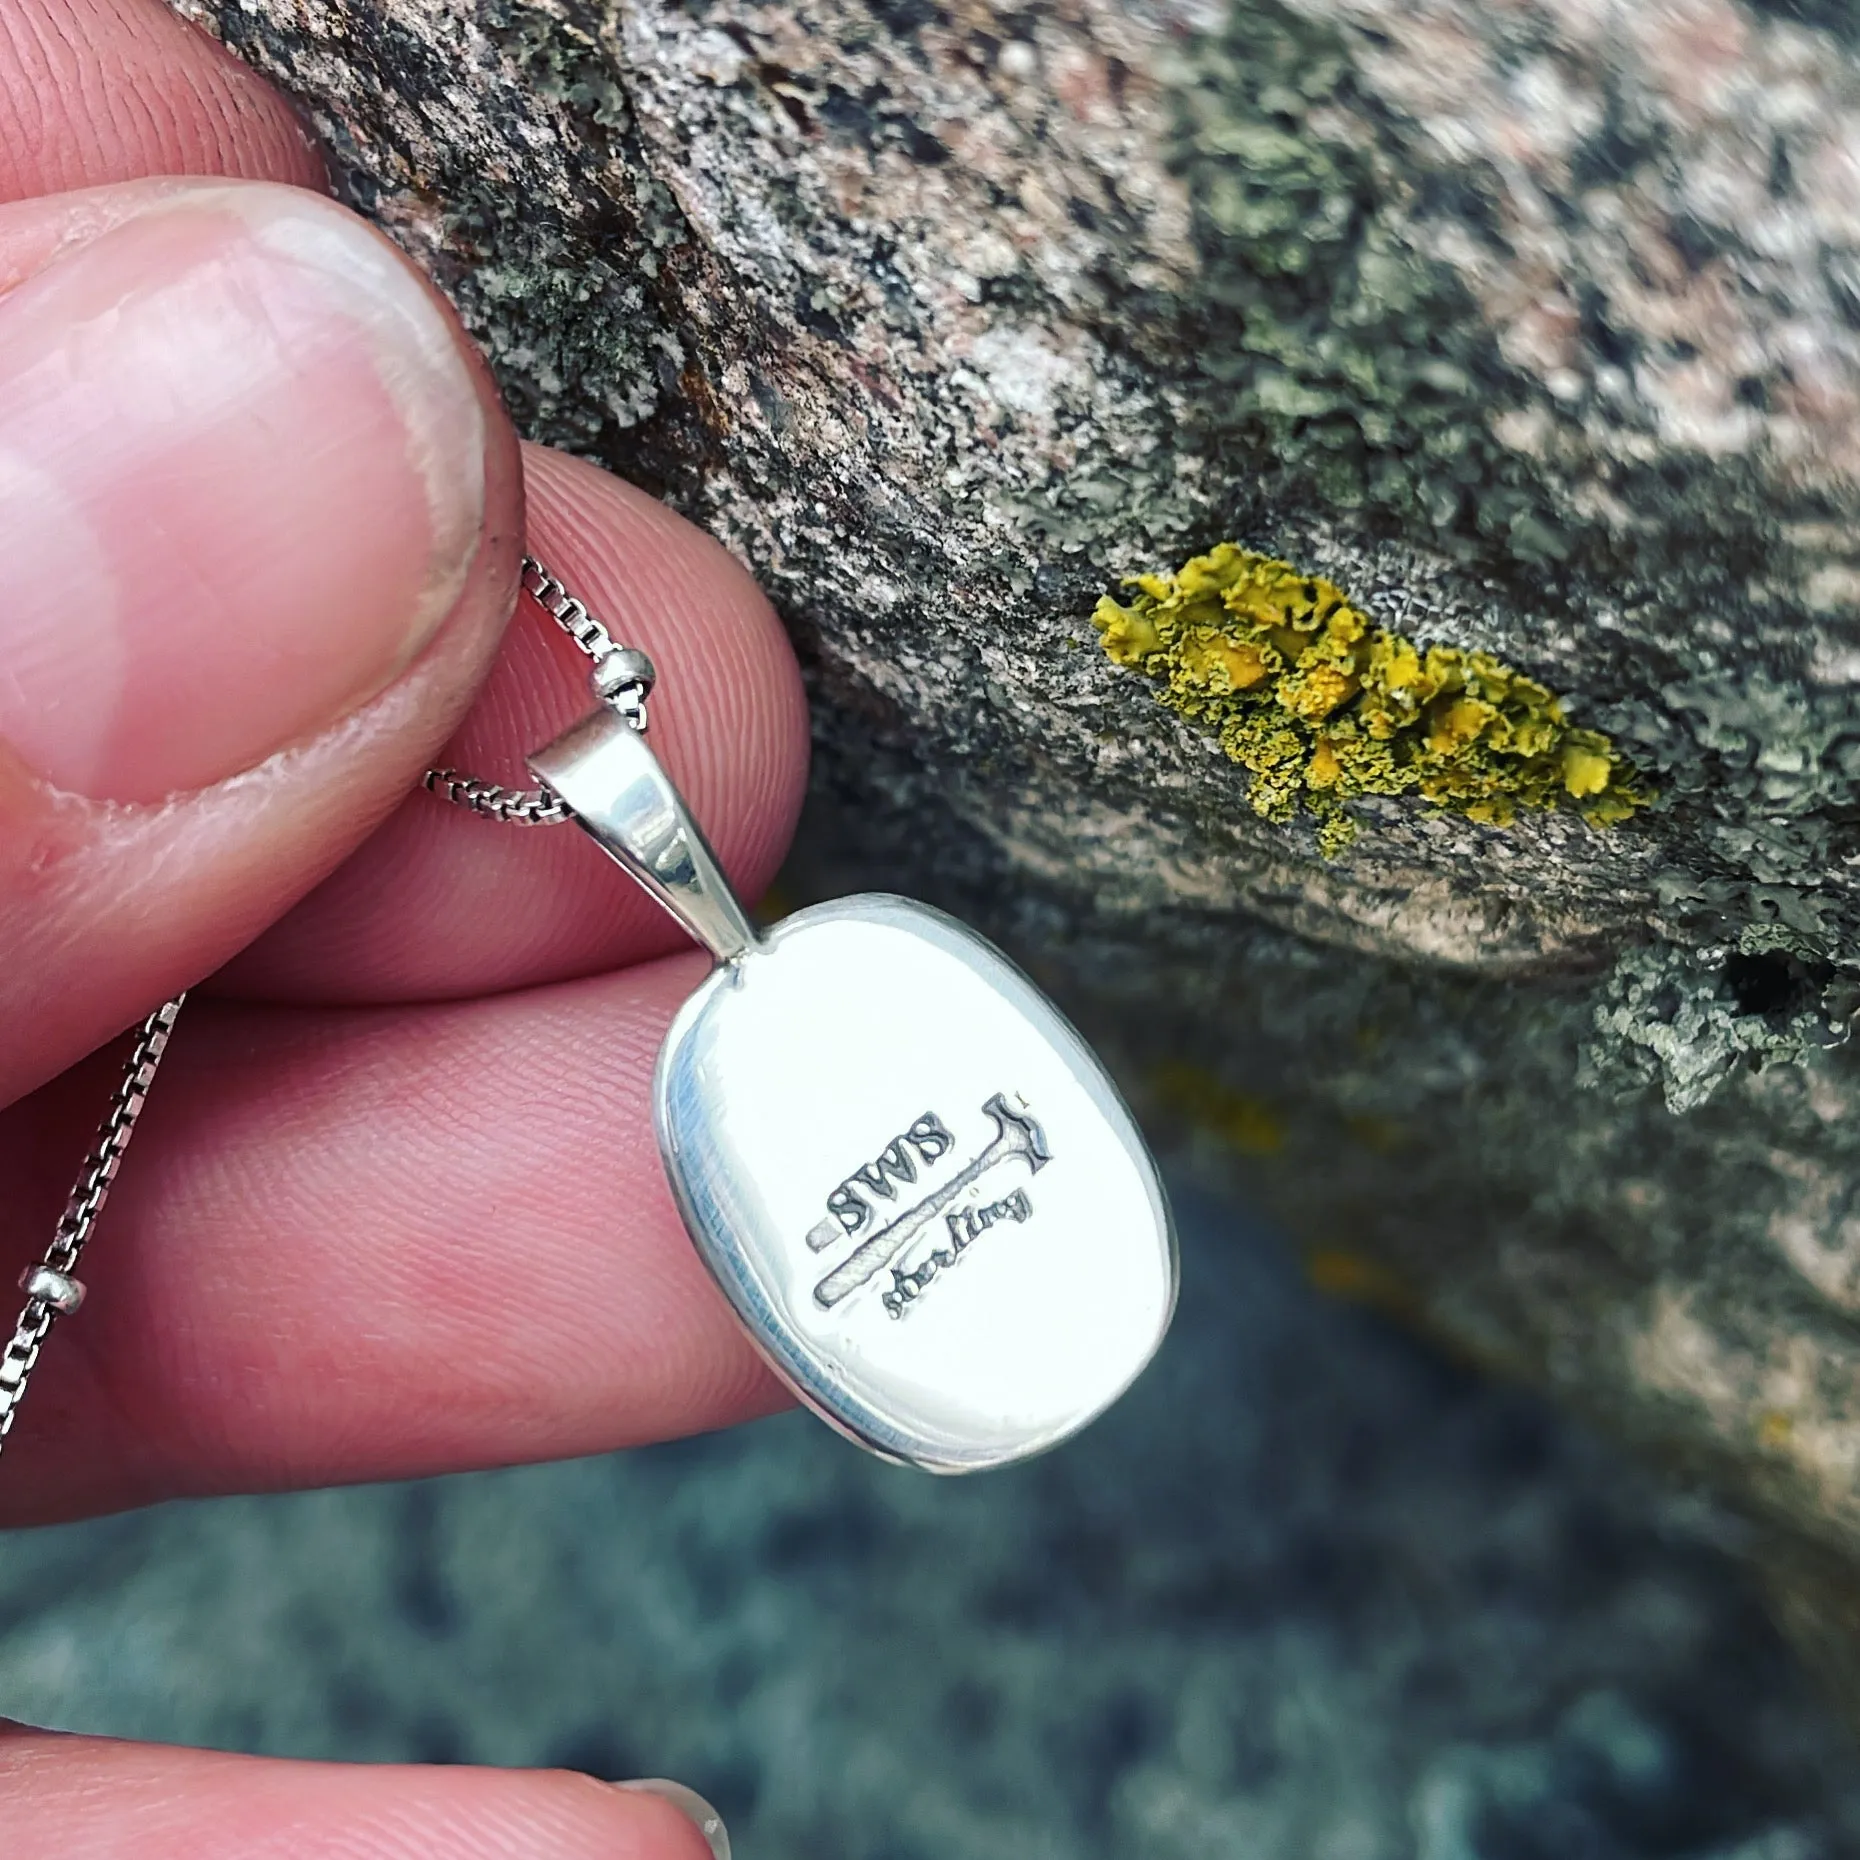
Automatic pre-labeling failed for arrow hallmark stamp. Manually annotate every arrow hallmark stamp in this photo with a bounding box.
[810,1094,1053,1314]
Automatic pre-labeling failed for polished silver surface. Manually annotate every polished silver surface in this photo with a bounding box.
[655,896,1178,1473]
[530,708,758,964]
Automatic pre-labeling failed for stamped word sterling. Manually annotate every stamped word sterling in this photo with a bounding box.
[1,562,1179,1476]
[885,1189,1035,1319]
[808,1093,1051,1316]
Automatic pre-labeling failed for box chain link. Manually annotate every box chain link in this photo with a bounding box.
[0,559,653,1460]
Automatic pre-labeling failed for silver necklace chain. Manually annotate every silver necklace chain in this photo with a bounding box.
[0,558,654,1460]
[0,998,185,1450]
[424,556,656,821]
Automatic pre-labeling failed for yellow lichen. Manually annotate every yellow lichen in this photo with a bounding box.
[1302,1249,1422,1325]
[1342,1113,1409,1155]
[1093,543,1649,852]
[1151,1063,1285,1156]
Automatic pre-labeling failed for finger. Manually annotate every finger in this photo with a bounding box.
[0,1730,726,1860]
[0,962,785,1525]
[220,443,811,1004]
[0,173,523,1105]
[0,0,325,200]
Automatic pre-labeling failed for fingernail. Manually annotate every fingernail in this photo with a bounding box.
[613,1779,731,1858]
[0,182,485,801]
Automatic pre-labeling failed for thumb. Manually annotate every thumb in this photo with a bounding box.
[0,177,521,1101]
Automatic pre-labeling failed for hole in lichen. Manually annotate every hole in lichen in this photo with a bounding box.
[755,62,815,133]
[1721,950,1832,1019]
[1093,543,1650,854]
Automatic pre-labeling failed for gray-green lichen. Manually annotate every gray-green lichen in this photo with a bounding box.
[1160,3,1541,564]
[1583,941,1854,1115]
[196,0,695,456]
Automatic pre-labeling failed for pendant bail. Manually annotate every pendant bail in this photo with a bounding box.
[528,708,759,965]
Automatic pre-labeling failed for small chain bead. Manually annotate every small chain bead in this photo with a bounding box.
[426,556,655,824]
[19,1267,84,1317]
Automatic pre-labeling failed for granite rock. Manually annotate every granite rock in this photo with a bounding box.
[160,0,1860,1686]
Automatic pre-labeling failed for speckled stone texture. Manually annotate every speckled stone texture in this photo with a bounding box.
[10,1190,1860,1857]
[160,0,1860,1683]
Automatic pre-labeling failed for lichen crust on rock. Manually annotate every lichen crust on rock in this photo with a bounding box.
[1095,542,1648,853]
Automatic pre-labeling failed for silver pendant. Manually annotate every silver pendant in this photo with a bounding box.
[531,708,1177,1472]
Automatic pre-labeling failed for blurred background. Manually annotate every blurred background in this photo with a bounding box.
[4,1174,1859,1859]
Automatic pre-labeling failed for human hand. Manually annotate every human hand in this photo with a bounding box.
[0,0,810,1850]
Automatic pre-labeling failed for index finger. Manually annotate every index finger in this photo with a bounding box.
[0,964,787,1526]
[218,445,811,1005]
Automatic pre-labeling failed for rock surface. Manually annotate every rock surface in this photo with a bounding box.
[166,0,1860,1679]
[10,1188,1860,1858]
